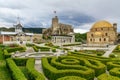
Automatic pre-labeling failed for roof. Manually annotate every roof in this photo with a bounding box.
[92,20,113,29]
[0,31,17,35]
[0,31,33,35]
[16,23,23,28]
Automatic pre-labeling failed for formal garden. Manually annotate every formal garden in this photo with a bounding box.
[0,43,120,80]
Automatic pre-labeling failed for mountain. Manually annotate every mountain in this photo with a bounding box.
[0,27,45,34]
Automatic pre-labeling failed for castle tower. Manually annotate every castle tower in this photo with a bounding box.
[51,11,60,34]
[52,16,59,31]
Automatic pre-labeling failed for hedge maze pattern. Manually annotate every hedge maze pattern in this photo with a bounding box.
[41,52,120,80]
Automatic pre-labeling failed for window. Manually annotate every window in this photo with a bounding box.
[99,38,101,41]
[101,28,103,30]
[91,34,93,37]
[104,38,106,41]
[105,33,108,36]
[95,28,97,31]
[90,39,92,41]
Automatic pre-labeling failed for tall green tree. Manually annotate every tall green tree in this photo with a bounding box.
[75,33,87,43]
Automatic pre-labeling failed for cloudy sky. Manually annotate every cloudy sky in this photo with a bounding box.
[0,0,120,33]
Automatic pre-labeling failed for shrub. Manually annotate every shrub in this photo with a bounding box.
[61,59,80,65]
[45,42,54,47]
[41,57,94,80]
[3,49,11,59]
[26,58,45,80]
[107,62,120,71]
[26,43,35,47]
[6,47,26,53]
[58,56,106,76]
[33,45,50,52]
[33,46,38,52]
[109,54,116,58]
[13,58,27,66]
[63,43,81,46]
[97,52,104,56]
[3,47,26,59]
[68,52,112,64]
[6,58,27,80]
[109,68,120,78]
[52,48,56,52]
[84,59,106,76]
[57,76,86,80]
[97,73,120,80]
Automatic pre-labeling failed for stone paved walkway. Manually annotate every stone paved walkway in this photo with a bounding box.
[102,45,117,57]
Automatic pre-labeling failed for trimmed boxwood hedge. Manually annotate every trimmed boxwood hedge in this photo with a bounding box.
[63,43,81,46]
[6,58,27,80]
[26,58,45,80]
[33,46,50,52]
[57,56,106,76]
[109,68,120,78]
[3,49,11,59]
[13,58,27,66]
[56,76,86,80]
[84,59,106,76]
[3,47,26,59]
[68,52,120,64]
[107,62,120,71]
[41,57,95,80]
[33,46,38,52]
[97,73,120,80]
[6,47,26,53]
[61,59,80,65]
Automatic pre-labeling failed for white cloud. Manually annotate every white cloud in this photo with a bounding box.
[0,0,120,32]
[74,29,88,33]
[74,23,94,33]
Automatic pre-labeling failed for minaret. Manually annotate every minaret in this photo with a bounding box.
[113,23,117,31]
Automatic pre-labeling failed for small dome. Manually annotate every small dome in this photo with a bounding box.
[92,20,112,29]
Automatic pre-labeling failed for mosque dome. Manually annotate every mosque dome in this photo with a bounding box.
[92,20,113,29]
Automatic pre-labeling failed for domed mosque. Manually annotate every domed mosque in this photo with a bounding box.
[87,20,117,46]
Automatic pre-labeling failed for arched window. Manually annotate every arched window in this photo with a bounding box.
[90,39,92,41]
[105,33,108,36]
[95,28,97,31]
[101,28,103,30]
[91,34,93,37]
[99,38,101,41]
[104,38,106,41]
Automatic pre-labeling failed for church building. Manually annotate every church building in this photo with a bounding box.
[87,20,117,46]
[0,17,33,44]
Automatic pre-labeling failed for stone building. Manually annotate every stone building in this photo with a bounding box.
[87,20,117,46]
[0,18,33,44]
[43,16,73,36]
[43,15,75,44]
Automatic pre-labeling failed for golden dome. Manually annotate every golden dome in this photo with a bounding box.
[95,32,102,36]
[92,20,112,28]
